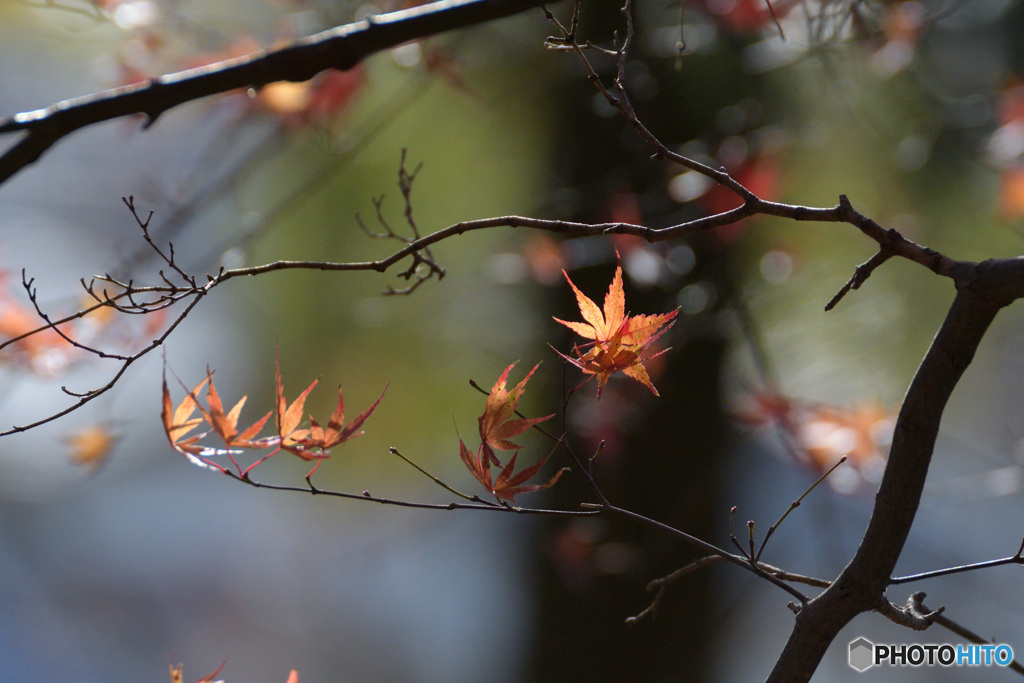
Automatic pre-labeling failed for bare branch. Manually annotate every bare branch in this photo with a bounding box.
[825,249,892,311]
[889,536,1024,585]
[923,598,1024,676]
[0,0,555,187]
[0,288,207,437]
[230,468,599,515]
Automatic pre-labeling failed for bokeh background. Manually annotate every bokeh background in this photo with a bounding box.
[1,0,1024,680]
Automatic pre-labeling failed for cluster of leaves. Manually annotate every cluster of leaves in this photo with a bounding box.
[162,350,387,477]
[162,259,680,504]
[455,258,678,501]
[735,389,897,491]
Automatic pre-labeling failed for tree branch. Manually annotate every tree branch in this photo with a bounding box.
[768,274,1017,681]
[0,0,553,187]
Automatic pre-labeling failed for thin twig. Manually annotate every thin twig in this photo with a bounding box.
[229,469,598,515]
[755,456,847,562]
[889,536,1024,585]
[389,446,488,502]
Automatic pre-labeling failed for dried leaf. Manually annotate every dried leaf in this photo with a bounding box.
[491,450,566,503]
[274,348,387,461]
[275,350,318,457]
[459,435,492,492]
[192,660,226,683]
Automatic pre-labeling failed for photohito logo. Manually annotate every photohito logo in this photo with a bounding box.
[848,637,1014,672]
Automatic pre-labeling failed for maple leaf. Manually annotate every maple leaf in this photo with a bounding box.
[459,364,563,503]
[274,349,387,462]
[459,434,493,493]
[491,450,566,503]
[274,351,319,459]
[734,389,897,492]
[800,402,895,474]
[169,659,226,683]
[459,436,564,504]
[298,381,388,455]
[191,660,226,683]
[553,262,628,343]
[170,659,295,682]
[65,424,118,473]
[200,372,272,449]
[477,361,553,463]
[553,261,677,396]
[161,372,212,466]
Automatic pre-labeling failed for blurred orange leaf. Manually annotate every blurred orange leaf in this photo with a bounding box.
[999,165,1024,220]
[66,424,118,472]
[735,389,896,490]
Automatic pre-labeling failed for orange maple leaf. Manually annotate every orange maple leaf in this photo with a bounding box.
[298,380,388,454]
[163,351,386,476]
[274,351,319,459]
[734,389,896,491]
[161,372,212,467]
[274,350,387,463]
[200,372,272,450]
[477,361,553,463]
[553,260,677,396]
[66,424,119,473]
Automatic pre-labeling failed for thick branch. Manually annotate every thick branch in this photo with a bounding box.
[768,273,1013,682]
[0,0,552,187]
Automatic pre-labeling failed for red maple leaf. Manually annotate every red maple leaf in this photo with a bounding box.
[459,436,564,504]
[458,364,562,503]
[477,361,553,464]
[298,380,387,455]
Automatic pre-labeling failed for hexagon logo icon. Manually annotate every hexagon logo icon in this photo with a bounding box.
[849,637,875,672]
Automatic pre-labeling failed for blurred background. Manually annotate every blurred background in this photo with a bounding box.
[1,0,1023,680]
